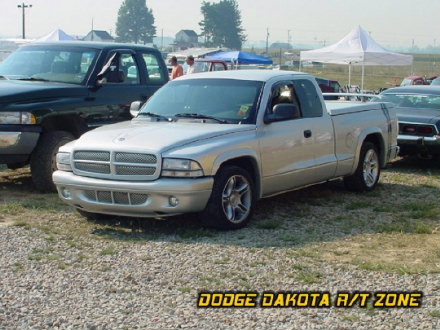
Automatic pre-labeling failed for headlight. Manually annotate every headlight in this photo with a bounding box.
[162,158,204,177]
[0,112,36,124]
[56,152,72,172]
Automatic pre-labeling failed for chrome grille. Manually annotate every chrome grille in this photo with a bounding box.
[97,191,112,203]
[74,151,110,161]
[115,165,156,175]
[83,190,148,206]
[75,162,111,174]
[115,152,156,163]
[113,192,129,204]
[73,150,159,180]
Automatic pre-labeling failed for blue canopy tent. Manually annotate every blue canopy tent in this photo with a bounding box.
[206,51,272,65]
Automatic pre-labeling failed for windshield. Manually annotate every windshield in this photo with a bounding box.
[376,93,440,109]
[139,78,263,124]
[0,45,98,84]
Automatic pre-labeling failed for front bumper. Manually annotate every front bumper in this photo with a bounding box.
[0,129,40,163]
[398,134,440,155]
[53,170,214,218]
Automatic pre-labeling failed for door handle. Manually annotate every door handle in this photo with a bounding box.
[304,130,312,138]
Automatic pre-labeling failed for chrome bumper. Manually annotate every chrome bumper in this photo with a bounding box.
[53,171,214,218]
[0,132,21,147]
[398,134,440,146]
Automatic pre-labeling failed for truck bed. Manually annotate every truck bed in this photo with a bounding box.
[325,101,388,116]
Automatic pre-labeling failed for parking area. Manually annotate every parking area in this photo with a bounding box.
[0,157,439,329]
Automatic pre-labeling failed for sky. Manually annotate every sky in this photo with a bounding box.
[1,0,439,49]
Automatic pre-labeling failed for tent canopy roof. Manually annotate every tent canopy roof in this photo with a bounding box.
[300,26,413,66]
[206,51,273,65]
[36,29,75,42]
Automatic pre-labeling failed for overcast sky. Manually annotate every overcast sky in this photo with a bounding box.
[1,0,439,48]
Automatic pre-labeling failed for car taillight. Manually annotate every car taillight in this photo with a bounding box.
[402,125,417,133]
[417,126,434,134]
[400,124,436,136]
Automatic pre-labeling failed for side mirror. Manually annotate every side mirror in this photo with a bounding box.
[130,101,142,117]
[264,104,300,123]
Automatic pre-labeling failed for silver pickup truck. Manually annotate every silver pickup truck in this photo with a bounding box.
[53,71,399,229]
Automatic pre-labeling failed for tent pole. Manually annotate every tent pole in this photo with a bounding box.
[348,63,351,88]
[361,62,365,92]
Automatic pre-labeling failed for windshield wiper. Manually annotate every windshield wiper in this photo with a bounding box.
[174,113,227,124]
[17,77,50,82]
[137,112,171,121]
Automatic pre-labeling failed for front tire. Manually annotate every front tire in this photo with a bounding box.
[30,130,74,192]
[200,166,255,230]
[344,141,380,191]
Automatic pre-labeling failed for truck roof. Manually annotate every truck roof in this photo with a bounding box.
[176,69,311,82]
[22,41,160,52]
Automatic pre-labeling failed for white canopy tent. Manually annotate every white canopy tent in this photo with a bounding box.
[36,29,76,42]
[300,26,413,90]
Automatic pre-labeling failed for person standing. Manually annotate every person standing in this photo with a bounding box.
[170,56,183,80]
[185,55,196,74]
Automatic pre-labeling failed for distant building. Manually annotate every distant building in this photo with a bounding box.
[83,30,114,43]
[270,42,293,50]
[174,30,199,50]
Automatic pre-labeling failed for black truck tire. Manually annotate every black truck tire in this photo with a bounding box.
[344,141,380,192]
[30,130,74,192]
[200,165,255,230]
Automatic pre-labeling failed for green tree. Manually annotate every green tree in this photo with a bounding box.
[115,0,156,44]
[199,0,246,50]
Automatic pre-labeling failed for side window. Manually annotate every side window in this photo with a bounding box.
[213,63,226,71]
[293,79,323,117]
[268,81,300,114]
[119,53,139,85]
[141,53,167,84]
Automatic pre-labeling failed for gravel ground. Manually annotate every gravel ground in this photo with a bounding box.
[1,223,439,330]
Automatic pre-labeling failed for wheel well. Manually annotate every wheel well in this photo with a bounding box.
[40,114,88,138]
[363,133,385,166]
[219,157,261,198]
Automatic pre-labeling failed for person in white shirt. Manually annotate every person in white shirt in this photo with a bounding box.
[185,55,195,74]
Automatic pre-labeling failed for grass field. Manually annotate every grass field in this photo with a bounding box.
[1,156,439,275]
[265,51,440,91]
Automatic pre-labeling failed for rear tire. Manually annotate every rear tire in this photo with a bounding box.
[199,165,255,230]
[344,141,380,192]
[30,130,74,192]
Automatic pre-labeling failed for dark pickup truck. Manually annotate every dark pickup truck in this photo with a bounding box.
[0,41,169,191]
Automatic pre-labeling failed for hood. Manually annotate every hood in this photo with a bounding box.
[0,79,86,104]
[396,107,440,125]
[72,120,255,153]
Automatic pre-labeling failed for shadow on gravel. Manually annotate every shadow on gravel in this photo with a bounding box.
[1,157,439,249]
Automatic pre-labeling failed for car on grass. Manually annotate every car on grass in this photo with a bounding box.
[373,85,440,159]
[430,77,440,86]
[53,70,398,229]
[0,41,169,191]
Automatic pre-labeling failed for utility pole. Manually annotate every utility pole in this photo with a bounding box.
[17,2,32,39]
[265,27,269,54]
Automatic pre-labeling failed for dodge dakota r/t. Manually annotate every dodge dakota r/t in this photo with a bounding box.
[53,70,399,229]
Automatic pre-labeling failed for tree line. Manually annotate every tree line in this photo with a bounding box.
[115,0,246,49]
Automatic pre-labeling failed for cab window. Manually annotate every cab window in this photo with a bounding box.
[119,53,139,85]
[268,81,300,115]
[293,79,323,117]
[141,53,167,84]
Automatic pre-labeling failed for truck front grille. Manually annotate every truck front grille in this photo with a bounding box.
[73,150,160,181]
[83,190,148,205]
